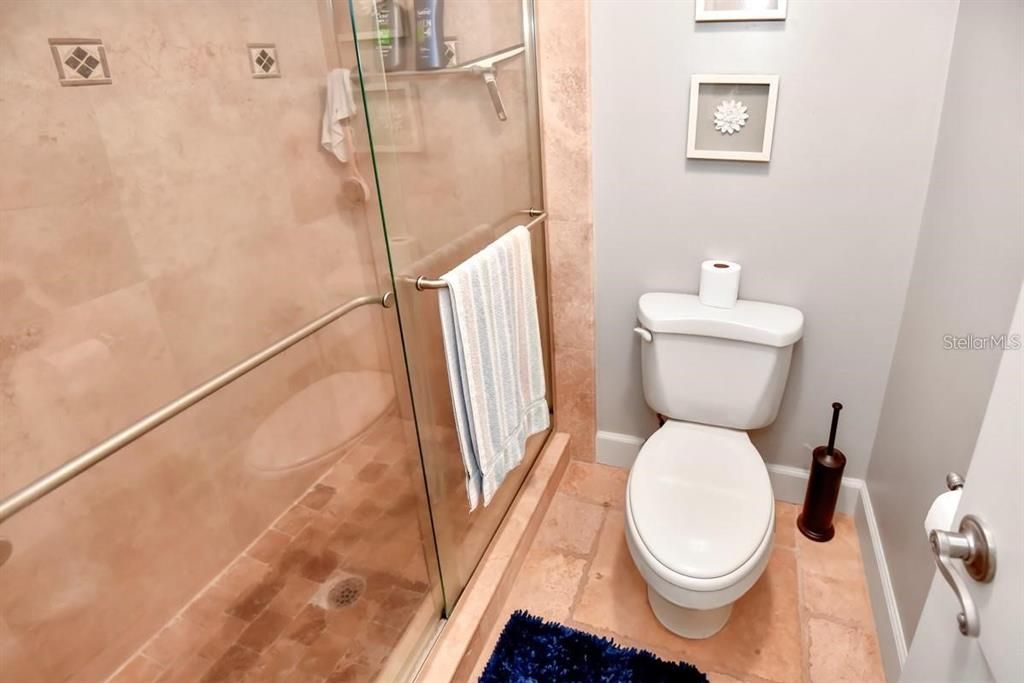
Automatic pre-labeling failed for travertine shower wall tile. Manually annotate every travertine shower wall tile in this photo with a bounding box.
[0,85,114,210]
[536,1,595,460]
[0,283,184,493]
[279,80,354,225]
[238,0,331,79]
[146,230,331,384]
[548,219,595,353]
[0,191,144,334]
[90,81,293,278]
[553,343,597,460]
[537,0,592,225]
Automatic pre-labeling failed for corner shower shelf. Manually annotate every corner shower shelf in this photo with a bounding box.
[359,45,525,121]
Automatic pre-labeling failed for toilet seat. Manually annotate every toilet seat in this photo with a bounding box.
[626,421,774,599]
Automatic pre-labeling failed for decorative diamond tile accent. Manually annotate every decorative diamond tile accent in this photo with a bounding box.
[247,43,281,79]
[49,39,112,86]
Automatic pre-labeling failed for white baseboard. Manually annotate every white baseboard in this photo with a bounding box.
[766,463,861,516]
[856,484,907,683]
[596,430,644,467]
[599,431,858,516]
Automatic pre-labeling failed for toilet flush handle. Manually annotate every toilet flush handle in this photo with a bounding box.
[633,326,653,343]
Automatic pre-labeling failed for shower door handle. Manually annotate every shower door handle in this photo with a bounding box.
[482,72,507,121]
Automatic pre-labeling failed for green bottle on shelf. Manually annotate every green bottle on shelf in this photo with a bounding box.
[375,0,407,72]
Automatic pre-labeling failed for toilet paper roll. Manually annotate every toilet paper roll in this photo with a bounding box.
[698,260,742,309]
[924,489,962,536]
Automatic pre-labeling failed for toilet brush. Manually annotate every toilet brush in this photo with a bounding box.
[797,402,847,542]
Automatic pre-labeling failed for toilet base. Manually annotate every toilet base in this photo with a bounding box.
[647,586,732,639]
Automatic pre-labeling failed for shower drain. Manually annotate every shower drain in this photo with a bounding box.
[327,576,365,608]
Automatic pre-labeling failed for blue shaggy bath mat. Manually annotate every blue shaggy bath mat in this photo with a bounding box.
[479,610,709,682]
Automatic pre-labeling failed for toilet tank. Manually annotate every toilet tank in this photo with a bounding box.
[637,293,804,430]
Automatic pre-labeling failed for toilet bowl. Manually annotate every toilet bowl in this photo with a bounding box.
[629,292,803,638]
[624,420,774,638]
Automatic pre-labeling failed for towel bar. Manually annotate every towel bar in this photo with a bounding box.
[412,209,547,290]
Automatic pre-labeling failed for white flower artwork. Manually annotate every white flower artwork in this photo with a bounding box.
[687,75,778,161]
[713,99,749,135]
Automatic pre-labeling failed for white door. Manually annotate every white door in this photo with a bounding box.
[902,283,1024,683]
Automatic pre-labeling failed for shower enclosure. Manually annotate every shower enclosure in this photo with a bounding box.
[0,1,550,681]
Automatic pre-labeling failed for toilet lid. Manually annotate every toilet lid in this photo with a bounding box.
[628,421,773,580]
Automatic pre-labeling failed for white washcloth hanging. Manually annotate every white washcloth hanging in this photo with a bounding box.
[437,226,550,510]
[320,68,358,162]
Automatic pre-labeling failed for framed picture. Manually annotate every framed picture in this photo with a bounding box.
[686,74,779,162]
[695,0,787,22]
[361,81,423,153]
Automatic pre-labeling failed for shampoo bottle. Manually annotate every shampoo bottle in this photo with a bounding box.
[375,0,406,72]
[414,0,444,70]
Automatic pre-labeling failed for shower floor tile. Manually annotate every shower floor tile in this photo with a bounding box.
[471,461,885,683]
[110,414,434,683]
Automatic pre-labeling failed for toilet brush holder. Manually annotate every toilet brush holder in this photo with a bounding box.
[798,402,847,542]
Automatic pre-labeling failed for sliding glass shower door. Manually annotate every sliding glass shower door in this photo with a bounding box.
[1,0,551,678]
[339,0,552,611]
[0,2,443,681]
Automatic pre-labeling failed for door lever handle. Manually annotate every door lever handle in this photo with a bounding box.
[928,514,995,637]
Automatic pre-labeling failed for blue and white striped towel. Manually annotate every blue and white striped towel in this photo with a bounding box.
[437,226,550,510]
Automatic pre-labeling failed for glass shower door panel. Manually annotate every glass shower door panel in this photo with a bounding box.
[345,0,551,610]
[0,1,443,680]
[0,325,441,683]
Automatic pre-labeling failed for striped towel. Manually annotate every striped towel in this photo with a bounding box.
[438,226,550,510]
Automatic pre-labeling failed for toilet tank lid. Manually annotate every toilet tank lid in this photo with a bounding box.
[638,293,804,347]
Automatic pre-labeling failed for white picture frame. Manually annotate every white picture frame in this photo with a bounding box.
[686,74,779,162]
[695,0,787,22]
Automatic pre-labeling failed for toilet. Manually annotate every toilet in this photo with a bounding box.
[627,292,804,639]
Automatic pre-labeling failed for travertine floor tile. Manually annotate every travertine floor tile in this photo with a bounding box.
[142,615,212,668]
[471,462,883,683]
[801,563,876,631]
[107,655,165,683]
[797,513,863,582]
[243,638,306,682]
[534,492,606,555]
[559,460,628,508]
[116,417,430,683]
[671,549,802,683]
[774,501,798,550]
[154,654,215,683]
[573,514,683,651]
[797,512,876,632]
[504,545,589,622]
[197,615,248,661]
[246,529,293,565]
[807,617,884,683]
[574,514,803,682]
[707,672,745,683]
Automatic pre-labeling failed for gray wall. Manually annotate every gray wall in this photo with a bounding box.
[591,0,958,477]
[867,0,1024,643]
